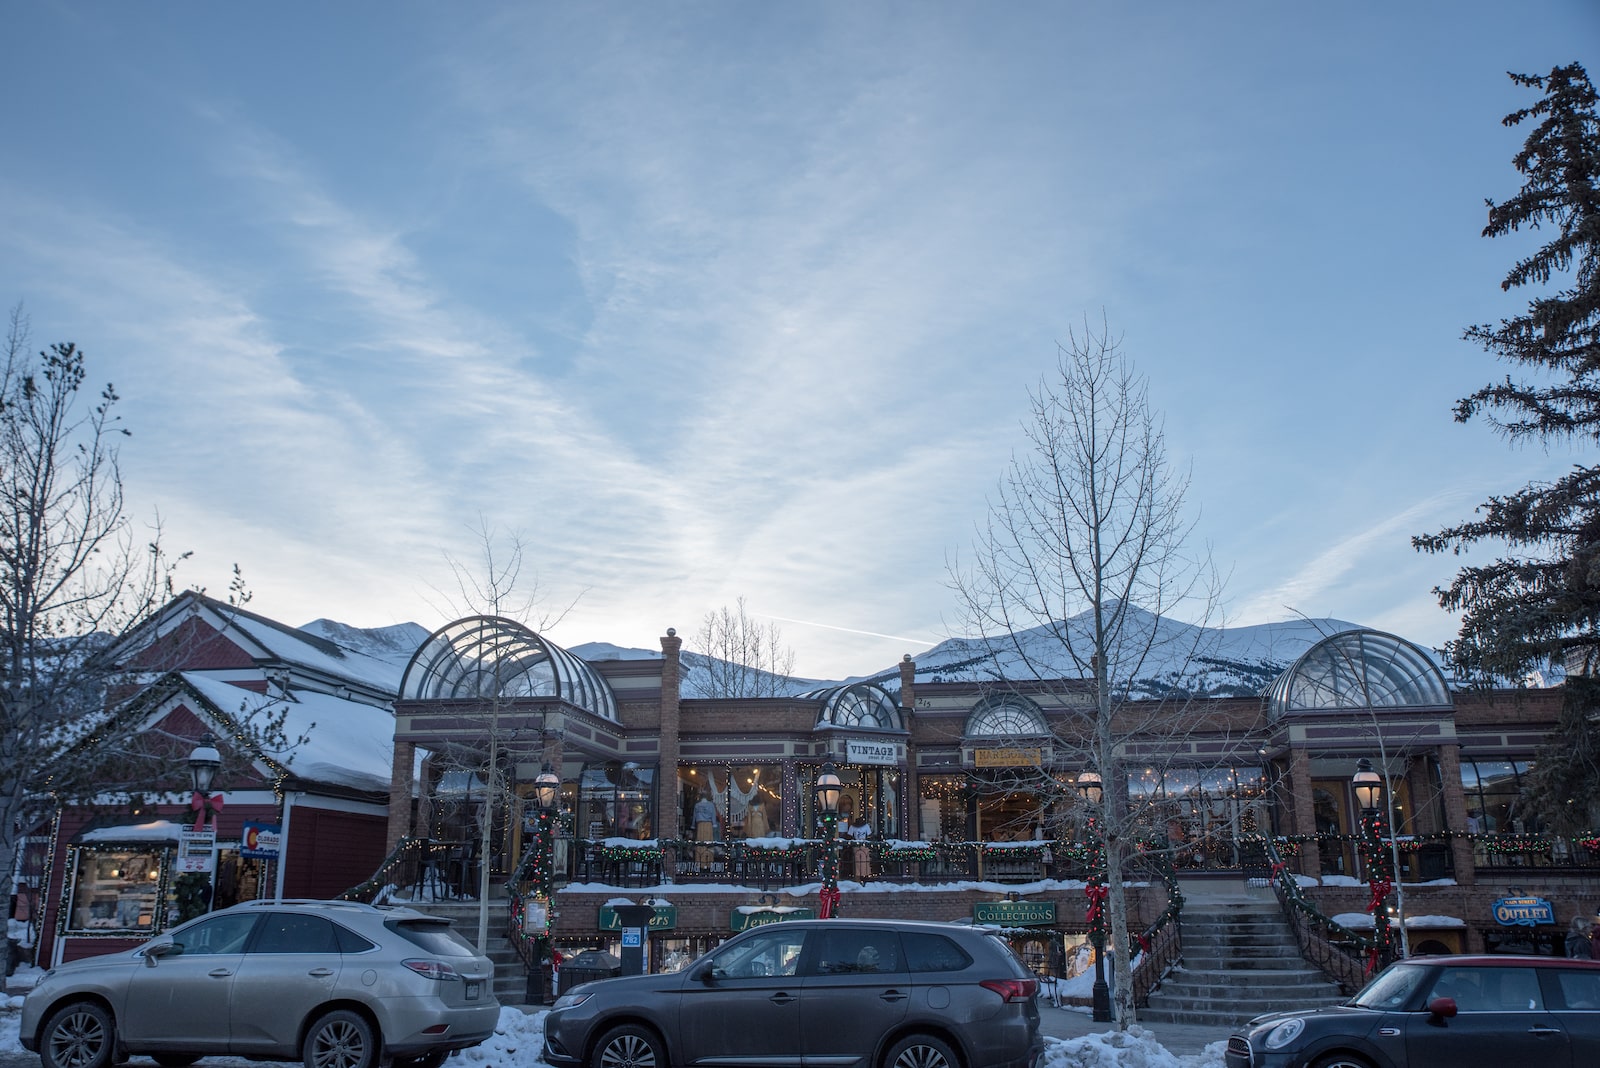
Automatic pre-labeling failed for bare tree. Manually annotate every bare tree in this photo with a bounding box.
[0,305,184,932]
[951,319,1222,1026]
[692,598,797,698]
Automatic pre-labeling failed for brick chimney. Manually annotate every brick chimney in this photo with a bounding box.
[659,628,683,841]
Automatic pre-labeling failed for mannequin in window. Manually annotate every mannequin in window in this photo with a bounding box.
[693,790,721,865]
[845,813,873,879]
[730,770,762,833]
[744,798,769,839]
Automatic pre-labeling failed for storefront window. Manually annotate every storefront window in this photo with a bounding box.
[1461,759,1532,833]
[679,764,781,839]
[578,762,656,841]
[67,848,166,933]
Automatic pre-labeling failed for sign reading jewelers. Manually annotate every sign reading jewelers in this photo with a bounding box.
[1492,896,1554,926]
[845,739,898,765]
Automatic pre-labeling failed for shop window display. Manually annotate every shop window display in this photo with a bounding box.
[68,849,164,933]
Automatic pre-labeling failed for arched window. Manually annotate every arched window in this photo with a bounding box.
[964,697,1048,739]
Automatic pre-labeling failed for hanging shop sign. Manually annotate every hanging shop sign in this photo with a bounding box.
[730,906,816,932]
[175,830,216,874]
[975,748,1043,768]
[846,739,898,766]
[1492,896,1554,927]
[973,900,1057,927]
[240,822,282,860]
[598,903,677,931]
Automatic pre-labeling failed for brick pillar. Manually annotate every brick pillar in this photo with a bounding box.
[1288,746,1320,877]
[659,629,684,846]
[1436,743,1476,886]
[386,740,415,852]
[900,655,919,839]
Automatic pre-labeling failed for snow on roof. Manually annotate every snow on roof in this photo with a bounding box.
[78,820,187,843]
[181,673,394,794]
[212,603,412,693]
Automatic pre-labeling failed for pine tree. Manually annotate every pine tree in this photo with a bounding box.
[1413,62,1600,833]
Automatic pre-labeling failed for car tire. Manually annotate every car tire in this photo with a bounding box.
[884,1034,959,1068]
[40,1000,117,1068]
[302,1009,379,1068]
[152,1056,204,1067]
[592,1023,667,1068]
[393,1054,448,1068]
[1310,1055,1375,1068]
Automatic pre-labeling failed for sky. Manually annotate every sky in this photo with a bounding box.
[3,3,1596,681]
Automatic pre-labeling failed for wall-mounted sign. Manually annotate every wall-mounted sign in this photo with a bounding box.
[1492,896,1554,927]
[598,904,677,930]
[973,901,1057,927]
[241,822,281,860]
[176,830,216,874]
[975,748,1043,767]
[730,907,815,932]
[845,739,898,766]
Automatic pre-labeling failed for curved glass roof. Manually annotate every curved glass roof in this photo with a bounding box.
[1266,629,1450,718]
[965,696,1049,739]
[399,615,617,721]
[800,683,904,731]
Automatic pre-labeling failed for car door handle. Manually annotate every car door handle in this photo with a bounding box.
[1528,1026,1563,1037]
[769,993,796,1005]
[308,968,335,977]
[880,991,908,1002]
[208,969,233,978]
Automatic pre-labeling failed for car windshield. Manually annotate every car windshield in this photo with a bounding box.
[1351,962,1429,1009]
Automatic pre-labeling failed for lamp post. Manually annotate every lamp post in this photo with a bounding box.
[1352,758,1395,970]
[1075,769,1112,1024]
[188,734,222,831]
[525,762,561,1004]
[814,762,843,918]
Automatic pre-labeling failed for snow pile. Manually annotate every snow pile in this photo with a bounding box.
[1041,1027,1226,1068]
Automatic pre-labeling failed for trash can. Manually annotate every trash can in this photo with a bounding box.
[560,949,623,990]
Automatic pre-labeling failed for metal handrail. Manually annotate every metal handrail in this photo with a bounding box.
[339,837,469,903]
[1257,836,1372,995]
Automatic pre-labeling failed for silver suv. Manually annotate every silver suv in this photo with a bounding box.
[543,918,1042,1068]
[21,899,499,1068]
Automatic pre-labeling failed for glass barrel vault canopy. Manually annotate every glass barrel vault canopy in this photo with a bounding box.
[800,683,905,731]
[1266,628,1451,718]
[399,615,617,721]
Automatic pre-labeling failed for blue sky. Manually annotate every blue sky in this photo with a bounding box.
[3,3,1595,679]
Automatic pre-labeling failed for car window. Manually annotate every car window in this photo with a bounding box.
[390,918,480,957]
[1549,969,1600,1010]
[251,913,339,954]
[171,913,259,956]
[1353,962,1429,1009]
[812,929,902,974]
[334,923,377,954]
[714,927,807,978]
[901,932,973,973]
[1426,966,1543,1012]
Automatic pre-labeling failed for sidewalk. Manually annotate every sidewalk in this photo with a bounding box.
[1037,1003,1231,1056]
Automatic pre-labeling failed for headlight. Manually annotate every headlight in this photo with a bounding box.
[1264,1018,1305,1050]
[551,991,593,1010]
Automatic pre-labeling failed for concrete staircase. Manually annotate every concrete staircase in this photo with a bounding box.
[398,898,534,1005]
[1141,897,1345,1027]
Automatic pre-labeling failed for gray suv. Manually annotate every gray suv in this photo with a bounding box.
[543,918,1042,1068]
[21,899,499,1068]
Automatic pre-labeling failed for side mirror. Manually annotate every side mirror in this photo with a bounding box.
[687,960,715,985]
[143,936,176,966]
[1426,996,1457,1019]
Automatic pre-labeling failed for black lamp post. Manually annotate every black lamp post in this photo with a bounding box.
[814,762,843,918]
[1076,769,1112,1023]
[1352,758,1394,969]
[188,733,222,831]
[526,762,561,1004]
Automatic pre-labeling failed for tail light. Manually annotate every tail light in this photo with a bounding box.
[403,959,463,981]
[980,977,1038,1003]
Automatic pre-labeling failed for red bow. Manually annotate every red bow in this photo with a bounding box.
[1269,860,1286,880]
[1137,934,1151,954]
[191,791,224,831]
[1366,877,1393,915]
[1365,947,1380,975]
[819,884,842,919]
[1085,884,1108,924]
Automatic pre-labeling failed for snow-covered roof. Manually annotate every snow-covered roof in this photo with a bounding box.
[181,673,395,793]
[77,820,186,844]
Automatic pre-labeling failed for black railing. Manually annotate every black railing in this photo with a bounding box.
[339,837,474,904]
[1257,836,1372,995]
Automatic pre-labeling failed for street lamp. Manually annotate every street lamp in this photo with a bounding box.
[1352,758,1395,970]
[525,762,562,1004]
[814,762,843,918]
[188,733,222,831]
[1075,768,1112,1023]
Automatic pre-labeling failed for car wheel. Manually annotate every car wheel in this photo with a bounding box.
[392,1054,448,1068]
[1310,1055,1375,1068]
[884,1034,959,1068]
[152,1056,204,1067]
[592,1023,666,1068]
[302,1009,378,1068]
[40,1001,117,1068]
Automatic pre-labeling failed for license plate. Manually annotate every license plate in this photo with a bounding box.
[466,980,481,1000]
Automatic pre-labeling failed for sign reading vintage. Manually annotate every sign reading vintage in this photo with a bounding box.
[1491,896,1554,927]
[598,904,678,931]
[845,739,898,766]
[973,900,1057,926]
